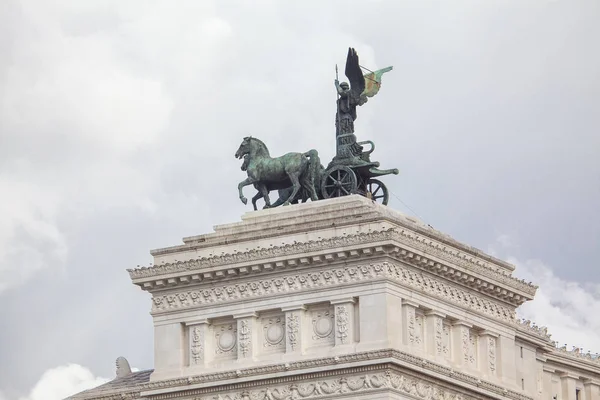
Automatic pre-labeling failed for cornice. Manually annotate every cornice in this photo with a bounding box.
[545,347,600,371]
[129,228,536,301]
[139,349,531,400]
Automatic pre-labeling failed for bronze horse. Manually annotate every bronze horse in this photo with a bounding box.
[235,137,321,209]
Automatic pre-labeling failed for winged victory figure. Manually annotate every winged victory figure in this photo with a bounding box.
[334,48,392,166]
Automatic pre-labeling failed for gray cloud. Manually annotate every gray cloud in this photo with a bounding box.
[1,0,599,398]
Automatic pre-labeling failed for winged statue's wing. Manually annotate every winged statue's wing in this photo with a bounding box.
[344,47,365,99]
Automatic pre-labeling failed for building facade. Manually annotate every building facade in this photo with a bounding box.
[68,196,600,400]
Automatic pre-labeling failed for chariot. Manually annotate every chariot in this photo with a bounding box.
[320,137,399,205]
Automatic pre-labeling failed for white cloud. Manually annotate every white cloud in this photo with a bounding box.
[19,364,108,400]
[491,237,600,354]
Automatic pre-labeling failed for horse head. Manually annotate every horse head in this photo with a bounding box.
[235,136,269,160]
[235,136,253,160]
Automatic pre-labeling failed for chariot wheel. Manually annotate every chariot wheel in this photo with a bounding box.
[321,166,358,199]
[365,178,389,205]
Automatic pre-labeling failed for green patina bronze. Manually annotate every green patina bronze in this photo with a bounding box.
[236,47,399,210]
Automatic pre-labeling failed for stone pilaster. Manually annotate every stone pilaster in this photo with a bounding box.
[560,373,578,400]
[282,305,306,355]
[186,319,210,367]
[451,320,473,367]
[234,312,258,361]
[478,330,499,378]
[332,298,355,347]
[402,299,420,347]
[583,380,600,400]
[424,310,446,358]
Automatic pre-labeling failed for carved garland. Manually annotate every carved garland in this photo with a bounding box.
[139,349,533,400]
[190,326,203,365]
[151,262,516,325]
[239,320,251,358]
[128,228,535,294]
[188,370,477,400]
[286,314,299,351]
[336,305,349,344]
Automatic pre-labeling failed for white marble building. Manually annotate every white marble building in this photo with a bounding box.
[68,196,600,400]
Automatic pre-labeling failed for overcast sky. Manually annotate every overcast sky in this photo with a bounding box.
[1,1,599,399]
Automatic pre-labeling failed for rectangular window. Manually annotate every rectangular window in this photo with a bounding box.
[520,346,524,358]
[521,379,525,390]
[576,389,580,400]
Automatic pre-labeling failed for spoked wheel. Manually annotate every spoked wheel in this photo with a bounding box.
[321,166,358,199]
[365,178,389,205]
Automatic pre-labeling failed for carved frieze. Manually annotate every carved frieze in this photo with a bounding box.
[187,369,479,400]
[151,262,516,327]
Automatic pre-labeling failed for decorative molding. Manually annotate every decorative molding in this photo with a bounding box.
[488,337,496,374]
[442,324,451,358]
[286,313,299,351]
[139,349,533,400]
[190,326,203,365]
[435,317,443,356]
[311,308,334,342]
[214,323,237,357]
[335,305,349,344]
[415,313,424,346]
[150,262,518,327]
[408,307,416,344]
[468,330,477,367]
[239,320,251,358]
[262,316,285,350]
[128,228,536,297]
[188,369,478,400]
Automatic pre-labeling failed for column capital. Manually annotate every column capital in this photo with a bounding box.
[452,320,473,328]
[424,310,446,318]
[281,304,306,312]
[233,311,258,319]
[402,299,420,308]
[185,318,210,326]
[479,330,500,338]
[330,297,356,305]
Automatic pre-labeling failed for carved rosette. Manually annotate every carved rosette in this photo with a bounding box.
[190,326,203,365]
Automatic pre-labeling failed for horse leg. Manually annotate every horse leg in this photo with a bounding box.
[238,177,255,205]
[251,191,262,211]
[283,173,301,206]
[258,184,272,209]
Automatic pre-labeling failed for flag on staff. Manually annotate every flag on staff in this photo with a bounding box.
[362,66,393,98]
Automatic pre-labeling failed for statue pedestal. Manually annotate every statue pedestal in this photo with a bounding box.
[124,195,549,399]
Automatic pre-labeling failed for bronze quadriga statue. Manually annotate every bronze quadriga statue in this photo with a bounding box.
[236,48,399,210]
